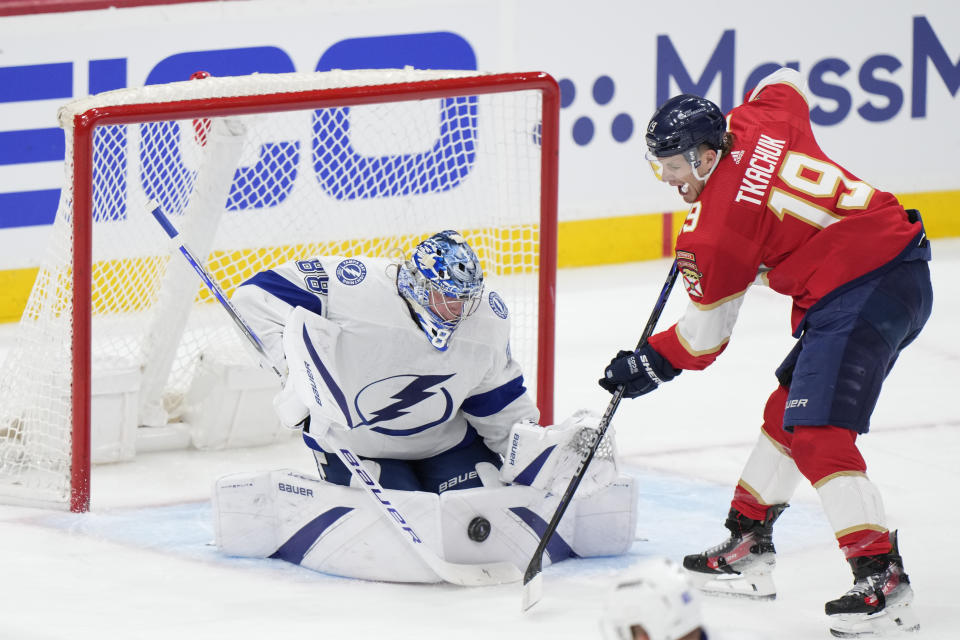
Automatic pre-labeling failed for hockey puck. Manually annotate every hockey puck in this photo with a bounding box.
[467,516,491,542]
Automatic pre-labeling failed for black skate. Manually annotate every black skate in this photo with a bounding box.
[826,530,919,638]
[682,503,787,600]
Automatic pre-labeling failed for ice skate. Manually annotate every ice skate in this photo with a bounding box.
[682,503,787,600]
[826,531,919,638]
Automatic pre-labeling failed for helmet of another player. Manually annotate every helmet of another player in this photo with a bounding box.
[600,557,707,640]
[645,94,726,188]
[397,230,485,351]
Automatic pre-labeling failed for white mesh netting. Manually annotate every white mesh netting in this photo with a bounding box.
[0,69,555,509]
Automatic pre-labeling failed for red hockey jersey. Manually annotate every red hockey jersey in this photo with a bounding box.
[648,68,922,371]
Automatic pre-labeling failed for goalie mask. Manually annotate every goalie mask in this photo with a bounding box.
[397,230,484,351]
[645,94,726,186]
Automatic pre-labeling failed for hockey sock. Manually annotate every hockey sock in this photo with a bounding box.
[838,528,893,559]
[792,425,890,559]
[730,386,802,522]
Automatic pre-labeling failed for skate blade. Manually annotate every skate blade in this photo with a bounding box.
[687,569,776,600]
[829,602,920,637]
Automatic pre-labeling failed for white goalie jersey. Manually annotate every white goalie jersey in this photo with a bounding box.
[232,256,539,460]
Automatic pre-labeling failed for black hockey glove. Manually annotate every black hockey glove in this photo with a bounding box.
[598,344,680,399]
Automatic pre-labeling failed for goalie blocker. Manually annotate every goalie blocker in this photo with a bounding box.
[213,413,637,582]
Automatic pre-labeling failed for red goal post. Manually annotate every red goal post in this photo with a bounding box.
[0,69,558,512]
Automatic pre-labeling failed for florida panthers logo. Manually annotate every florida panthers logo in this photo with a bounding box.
[355,374,455,436]
[676,250,703,298]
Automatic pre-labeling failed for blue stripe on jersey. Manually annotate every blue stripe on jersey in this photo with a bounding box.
[302,324,353,428]
[241,270,324,316]
[461,375,526,417]
[270,506,353,564]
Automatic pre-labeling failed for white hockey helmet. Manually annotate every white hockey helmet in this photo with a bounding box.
[600,557,706,640]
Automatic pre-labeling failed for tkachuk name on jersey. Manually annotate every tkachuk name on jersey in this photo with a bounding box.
[734,133,786,206]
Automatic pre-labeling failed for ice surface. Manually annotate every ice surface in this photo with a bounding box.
[2,239,958,639]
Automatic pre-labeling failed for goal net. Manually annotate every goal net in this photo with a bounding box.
[0,69,558,511]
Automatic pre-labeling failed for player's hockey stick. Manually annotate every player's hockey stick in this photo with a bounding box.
[149,202,522,587]
[521,259,680,611]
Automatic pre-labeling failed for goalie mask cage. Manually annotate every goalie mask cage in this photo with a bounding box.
[0,69,558,512]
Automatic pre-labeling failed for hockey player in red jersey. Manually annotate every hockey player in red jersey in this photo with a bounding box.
[599,68,932,637]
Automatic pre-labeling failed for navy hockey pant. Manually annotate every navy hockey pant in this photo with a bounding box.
[775,255,932,434]
[308,427,501,493]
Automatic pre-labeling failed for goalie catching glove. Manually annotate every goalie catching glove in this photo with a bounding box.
[599,344,680,399]
[499,409,617,497]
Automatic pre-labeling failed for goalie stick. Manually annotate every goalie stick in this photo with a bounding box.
[148,204,281,380]
[149,203,522,587]
[521,259,680,611]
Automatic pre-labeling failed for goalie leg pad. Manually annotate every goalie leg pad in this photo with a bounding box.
[213,470,636,581]
[439,475,637,569]
[213,469,443,583]
[571,476,638,556]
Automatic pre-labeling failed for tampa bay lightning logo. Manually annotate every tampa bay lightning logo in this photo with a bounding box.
[336,259,367,285]
[355,374,455,436]
[488,291,508,319]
